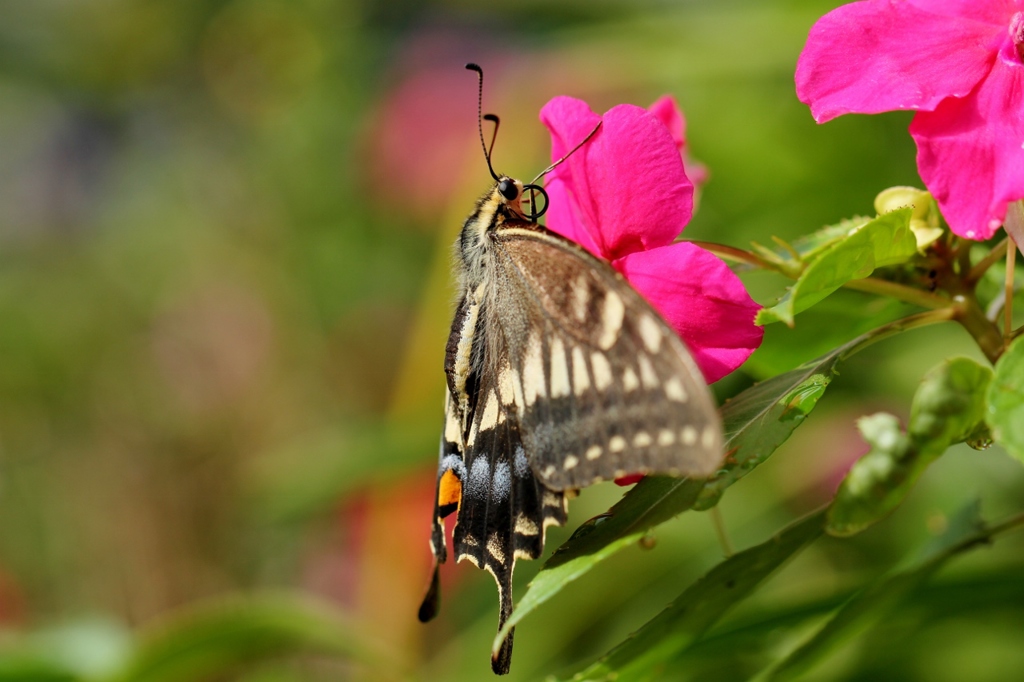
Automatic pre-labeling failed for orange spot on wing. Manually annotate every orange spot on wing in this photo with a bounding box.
[438,470,462,509]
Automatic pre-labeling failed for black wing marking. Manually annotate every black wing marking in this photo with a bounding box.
[454,377,566,674]
[423,302,567,675]
[488,224,724,491]
[418,387,463,623]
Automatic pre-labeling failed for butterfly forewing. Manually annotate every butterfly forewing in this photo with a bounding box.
[489,224,723,490]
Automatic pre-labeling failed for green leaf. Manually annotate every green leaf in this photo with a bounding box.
[748,218,869,278]
[560,510,827,682]
[757,501,1024,682]
[787,217,869,261]
[828,357,992,536]
[874,186,944,250]
[756,209,916,326]
[986,335,1024,463]
[744,290,915,379]
[111,594,389,682]
[490,478,707,656]
[669,570,1024,679]
[694,333,868,511]
[494,329,877,652]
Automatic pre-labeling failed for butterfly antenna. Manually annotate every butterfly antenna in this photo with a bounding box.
[483,114,500,160]
[529,121,602,185]
[466,63,500,181]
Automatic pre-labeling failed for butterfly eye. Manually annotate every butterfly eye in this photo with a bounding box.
[498,179,519,200]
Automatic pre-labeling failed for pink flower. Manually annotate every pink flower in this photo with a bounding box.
[540,96,763,385]
[796,0,1024,242]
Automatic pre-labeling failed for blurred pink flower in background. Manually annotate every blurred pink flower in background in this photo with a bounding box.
[796,0,1024,243]
[364,32,510,223]
[366,65,479,220]
[541,95,763,385]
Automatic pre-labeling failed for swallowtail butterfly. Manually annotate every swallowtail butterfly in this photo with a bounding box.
[418,64,724,675]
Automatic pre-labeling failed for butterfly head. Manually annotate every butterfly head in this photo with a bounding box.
[459,177,523,266]
[491,176,549,223]
[496,177,521,203]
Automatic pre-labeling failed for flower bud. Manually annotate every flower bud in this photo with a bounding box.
[874,186,943,250]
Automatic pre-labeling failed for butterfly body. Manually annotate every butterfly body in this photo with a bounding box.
[420,175,724,674]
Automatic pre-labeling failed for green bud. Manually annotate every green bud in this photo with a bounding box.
[828,358,991,537]
[874,186,943,251]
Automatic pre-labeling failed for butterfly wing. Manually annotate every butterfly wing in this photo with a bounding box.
[418,386,463,624]
[422,297,568,675]
[488,223,724,490]
[455,366,568,674]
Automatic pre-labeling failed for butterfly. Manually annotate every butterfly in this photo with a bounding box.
[418,64,724,675]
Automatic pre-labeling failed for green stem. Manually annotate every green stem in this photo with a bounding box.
[1006,237,1016,345]
[709,505,734,558]
[693,240,1002,363]
[956,237,974,276]
[771,235,801,262]
[693,241,953,313]
[987,510,1024,538]
[689,240,773,269]
[843,278,950,310]
[966,236,1009,283]
[951,293,1004,364]
[837,308,958,363]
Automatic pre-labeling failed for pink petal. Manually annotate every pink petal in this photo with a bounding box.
[649,95,710,189]
[541,175,605,259]
[648,95,686,149]
[796,0,1000,123]
[910,58,1024,240]
[614,242,763,384]
[540,98,606,257]
[908,0,1020,25]
[540,96,693,261]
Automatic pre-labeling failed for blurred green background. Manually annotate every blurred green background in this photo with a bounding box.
[1,1,1023,680]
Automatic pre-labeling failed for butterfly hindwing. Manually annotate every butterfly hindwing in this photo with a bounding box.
[428,291,568,674]
[417,387,464,623]
[488,223,724,490]
[455,370,567,673]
